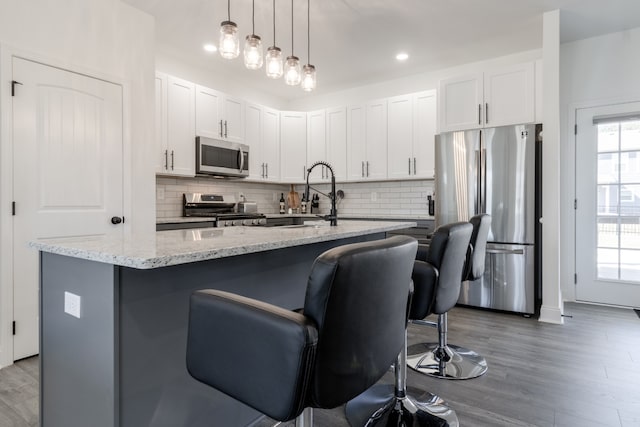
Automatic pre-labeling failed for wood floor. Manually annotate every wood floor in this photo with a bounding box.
[2,302,639,427]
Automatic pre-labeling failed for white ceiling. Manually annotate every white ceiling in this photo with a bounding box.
[124,0,640,100]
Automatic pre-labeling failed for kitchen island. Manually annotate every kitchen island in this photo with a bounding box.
[31,221,415,427]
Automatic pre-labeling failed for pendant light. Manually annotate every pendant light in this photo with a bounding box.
[284,0,301,86]
[265,0,284,78]
[219,0,239,59]
[244,0,263,69]
[300,0,316,91]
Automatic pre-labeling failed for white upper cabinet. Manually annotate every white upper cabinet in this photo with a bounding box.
[326,107,347,182]
[306,110,326,183]
[155,73,195,177]
[483,62,535,128]
[262,107,280,182]
[413,91,437,179]
[387,91,437,179]
[280,111,307,183]
[246,103,280,181]
[195,84,244,143]
[347,100,387,181]
[365,99,388,180]
[438,62,535,132]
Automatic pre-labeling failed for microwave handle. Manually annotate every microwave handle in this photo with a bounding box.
[238,147,245,173]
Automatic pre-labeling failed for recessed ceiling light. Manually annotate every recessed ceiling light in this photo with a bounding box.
[396,52,409,61]
[203,44,218,53]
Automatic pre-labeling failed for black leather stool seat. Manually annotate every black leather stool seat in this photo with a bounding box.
[186,236,417,423]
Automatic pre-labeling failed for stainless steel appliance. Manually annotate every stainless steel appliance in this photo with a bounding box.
[183,193,266,227]
[196,136,249,177]
[434,124,542,314]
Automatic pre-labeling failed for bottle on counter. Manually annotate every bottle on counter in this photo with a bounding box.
[279,193,286,214]
[301,193,307,214]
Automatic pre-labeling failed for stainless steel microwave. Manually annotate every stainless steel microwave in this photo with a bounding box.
[195,136,249,177]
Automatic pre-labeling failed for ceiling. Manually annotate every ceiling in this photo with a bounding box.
[123,0,640,100]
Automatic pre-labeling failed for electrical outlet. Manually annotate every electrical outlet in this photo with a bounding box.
[64,291,81,318]
[371,192,377,202]
[237,192,245,202]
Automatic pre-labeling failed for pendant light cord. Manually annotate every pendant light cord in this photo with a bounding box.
[227,0,230,21]
[272,0,276,45]
[252,0,255,34]
[291,0,294,54]
[307,0,310,63]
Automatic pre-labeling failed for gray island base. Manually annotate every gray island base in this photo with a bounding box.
[33,221,415,427]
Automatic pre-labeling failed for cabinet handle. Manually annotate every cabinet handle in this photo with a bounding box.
[224,120,228,138]
[261,163,265,178]
[361,161,365,177]
[303,165,306,180]
[366,161,370,177]
[478,104,482,125]
[266,163,268,178]
[171,150,174,170]
[485,103,489,124]
[164,150,168,170]
[408,158,411,175]
[414,157,417,175]
[219,120,223,137]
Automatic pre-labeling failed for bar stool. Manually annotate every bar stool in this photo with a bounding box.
[407,214,491,380]
[186,236,417,426]
[345,222,472,426]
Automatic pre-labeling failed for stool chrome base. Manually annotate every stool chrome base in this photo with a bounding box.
[406,343,487,380]
[345,384,458,427]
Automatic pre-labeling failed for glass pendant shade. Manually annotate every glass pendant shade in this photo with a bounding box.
[219,21,240,59]
[301,64,316,91]
[244,35,263,69]
[284,56,301,85]
[265,47,284,78]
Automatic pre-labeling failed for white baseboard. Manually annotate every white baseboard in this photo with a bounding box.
[538,305,564,324]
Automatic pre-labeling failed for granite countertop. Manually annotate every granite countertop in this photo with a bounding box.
[31,220,416,270]
[157,214,433,224]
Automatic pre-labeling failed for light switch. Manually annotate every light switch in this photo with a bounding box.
[64,291,81,318]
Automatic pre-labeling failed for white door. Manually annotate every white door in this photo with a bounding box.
[195,84,223,139]
[575,102,640,307]
[154,73,168,173]
[245,103,263,180]
[167,76,195,176]
[307,110,326,182]
[413,91,437,179]
[347,105,366,181]
[484,62,534,128]
[326,107,347,182]
[365,99,388,180]
[222,95,244,143]
[262,107,280,182]
[438,72,483,132]
[280,112,307,183]
[12,57,125,360]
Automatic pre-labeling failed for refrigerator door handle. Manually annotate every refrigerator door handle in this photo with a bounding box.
[481,147,487,213]
[475,150,481,214]
[486,248,525,255]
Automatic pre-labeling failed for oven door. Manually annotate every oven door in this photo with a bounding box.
[196,137,249,177]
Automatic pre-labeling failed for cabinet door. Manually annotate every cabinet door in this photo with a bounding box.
[484,62,534,127]
[366,99,388,180]
[347,105,366,181]
[154,73,168,173]
[306,109,326,182]
[280,111,307,183]
[245,103,263,180]
[222,95,245,143]
[195,84,223,139]
[387,95,413,179]
[326,107,347,182]
[262,107,280,182]
[438,72,483,132]
[167,76,195,176]
[413,90,437,178]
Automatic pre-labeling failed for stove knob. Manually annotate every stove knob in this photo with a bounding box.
[233,220,243,226]
[252,219,259,225]
[243,219,252,226]
[225,221,233,226]
[258,218,267,225]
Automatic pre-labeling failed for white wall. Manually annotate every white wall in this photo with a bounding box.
[559,26,640,301]
[0,0,155,367]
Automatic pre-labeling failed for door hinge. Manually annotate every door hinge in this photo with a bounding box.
[11,80,23,97]
[574,124,577,135]
[574,273,577,284]
[12,321,16,335]
[12,201,15,216]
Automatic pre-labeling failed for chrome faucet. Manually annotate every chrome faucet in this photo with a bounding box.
[305,161,337,226]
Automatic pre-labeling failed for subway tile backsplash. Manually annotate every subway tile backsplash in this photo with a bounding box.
[156,176,434,219]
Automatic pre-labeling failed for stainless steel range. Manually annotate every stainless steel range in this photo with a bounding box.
[183,193,266,227]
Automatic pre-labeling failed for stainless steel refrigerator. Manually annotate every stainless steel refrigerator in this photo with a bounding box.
[434,124,542,314]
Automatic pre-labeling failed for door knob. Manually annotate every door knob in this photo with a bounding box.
[111,216,123,225]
